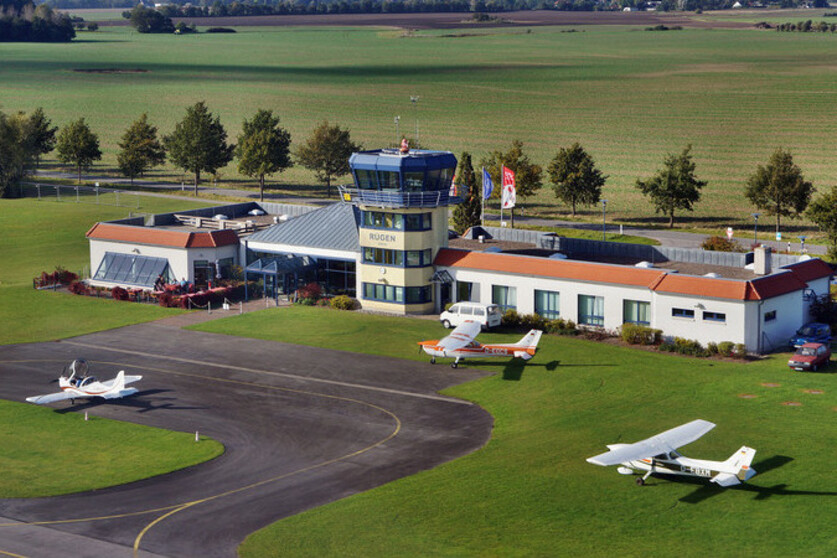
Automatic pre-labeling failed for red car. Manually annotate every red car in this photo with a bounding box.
[788,342,831,372]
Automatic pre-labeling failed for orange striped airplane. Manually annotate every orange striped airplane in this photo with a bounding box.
[418,320,543,368]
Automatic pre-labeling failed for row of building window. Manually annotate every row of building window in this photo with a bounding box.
[362,248,433,268]
[362,283,433,304]
[354,168,454,193]
[672,308,727,323]
[467,281,727,326]
[361,211,432,231]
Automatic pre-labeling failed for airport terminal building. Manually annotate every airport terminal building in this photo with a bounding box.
[85,148,832,353]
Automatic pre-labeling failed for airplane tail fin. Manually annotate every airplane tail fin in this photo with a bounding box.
[113,370,126,390]
[725,446,757,482]
[513,330,543,360]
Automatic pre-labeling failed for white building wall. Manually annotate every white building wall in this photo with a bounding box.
[757,290,805,352]
[89,239,237,288]
[651,292,749,347]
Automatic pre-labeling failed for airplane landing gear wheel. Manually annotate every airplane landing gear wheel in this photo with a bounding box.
[636,477,645,486]
[451,362,458,369]
[442,320,451,329]
[430,357,436,364]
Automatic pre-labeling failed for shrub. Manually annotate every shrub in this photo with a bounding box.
[206,27,236,33]
[658,342,676,352]
[582,328,612,341]
[701,235,743,252]
[502,309,520,327]
[706,342,719,355]
[298,297,315,306]
[444,301,454,311]
[297,282,323,301]
[156,292,179,308]
[673,337,707,357]
[519,313,547,330]
[718,341,735,357]
[111,286,130,301]
[330,295,356,310]
[733,344,748,359]
[68,281,89,295]
[620,323,662,345]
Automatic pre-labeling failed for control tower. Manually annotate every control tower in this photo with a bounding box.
[340,148,459,314]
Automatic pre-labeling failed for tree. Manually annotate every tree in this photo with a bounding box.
[451,152,481,234]
[164,102,234,195]
[635,145,705,228]
[806,186,837,261]
[0,110,38,198]
[55,117,101,183]
[235,109,293,201]
[480,139,543,227]
[548,142,606,217]
[296,121,360,197]
[125,5,175,34]
[744,148,813,234]
[116,113,165,185]
[27,107,56,168]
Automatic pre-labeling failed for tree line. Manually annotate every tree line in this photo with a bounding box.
[0,0,75,42]
[5,104,837,258]
[0,102,360,203]
[451,139,837,259]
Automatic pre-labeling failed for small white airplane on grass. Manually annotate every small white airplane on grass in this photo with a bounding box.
[26,359,142,405]
[418,320,543,368]
[586,419,757,487]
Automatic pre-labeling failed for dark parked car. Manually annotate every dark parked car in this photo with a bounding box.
[788,322,831,349]
[788,343,831,372]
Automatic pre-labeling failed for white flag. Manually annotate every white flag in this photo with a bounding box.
[501,166,516,209]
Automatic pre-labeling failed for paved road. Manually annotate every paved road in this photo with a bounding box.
[0,322,493,557]
[32,170,826,255]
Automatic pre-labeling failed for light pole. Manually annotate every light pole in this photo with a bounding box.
[602,199,608,241]
[799,236,807,254]
[410,95,420,146]
[751,213,760,245]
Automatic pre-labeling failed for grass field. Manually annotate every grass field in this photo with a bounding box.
[190,305,837,556]
[0,197,211,345]
[4,24,837,234]
[0,399,223,498]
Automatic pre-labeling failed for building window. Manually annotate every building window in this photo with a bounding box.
[456,281,473,302]
[492,285,517,312]
[378,171,400,191]
[316,258,356,296]
[362,248,431,267]
[362,283,431,304]
[578,294,604,327]
[703,311,726,323]
[535,290,560,320]
[361,211,431,231]
[404,171,424,192]
[672,308,695,319]
[764,310,777,322]
[623,300,650,325]
[355,169,377,190]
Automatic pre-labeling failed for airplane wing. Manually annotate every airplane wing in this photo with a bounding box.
[435,320,482,353]
[586,420,716,466]
[26,391,76,405]
[103,388,138,400]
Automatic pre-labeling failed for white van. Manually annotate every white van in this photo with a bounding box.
[440,302,502,330]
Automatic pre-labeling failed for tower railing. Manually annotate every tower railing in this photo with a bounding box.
[338,186,462,208]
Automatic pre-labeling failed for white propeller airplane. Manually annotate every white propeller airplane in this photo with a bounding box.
[418,320,543,368]
[586,419,757,487]
[26,359,142,405]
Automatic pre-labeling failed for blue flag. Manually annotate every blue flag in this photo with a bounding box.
[482,167,494,200]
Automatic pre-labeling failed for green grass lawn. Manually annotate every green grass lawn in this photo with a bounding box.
[0,197,211,345]
[189,306,836,556]
[4,24,837,235]
[0,399,223,498]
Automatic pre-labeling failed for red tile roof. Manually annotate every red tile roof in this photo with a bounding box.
[435,248,818,301]
[782,258,833,282]
[86,223,239,248]
[435,249,665,287]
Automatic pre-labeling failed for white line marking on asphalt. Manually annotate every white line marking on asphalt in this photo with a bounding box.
[61,341,473,406]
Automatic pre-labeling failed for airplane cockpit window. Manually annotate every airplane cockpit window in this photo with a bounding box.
[80,376,97,388]
[468,341,480,348]
[653,453,668,460]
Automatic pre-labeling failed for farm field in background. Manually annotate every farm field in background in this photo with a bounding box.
[0,197,212,345]
[190,306,837,557]
[3,23,837,235]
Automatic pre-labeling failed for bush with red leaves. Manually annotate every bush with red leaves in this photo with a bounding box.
[68,281,89,296]
[111,286,130,301]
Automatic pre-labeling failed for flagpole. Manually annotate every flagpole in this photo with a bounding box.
[481,170,485,227]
